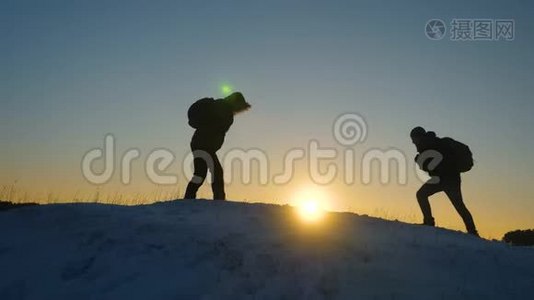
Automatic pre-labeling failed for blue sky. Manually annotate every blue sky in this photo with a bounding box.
[1,0,533,237]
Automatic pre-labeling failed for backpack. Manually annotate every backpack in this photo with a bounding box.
[188,98,215,129]
[441,137,474,172]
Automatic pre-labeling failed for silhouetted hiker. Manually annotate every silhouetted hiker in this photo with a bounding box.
[410,126,478,236]
[184,92,251,200]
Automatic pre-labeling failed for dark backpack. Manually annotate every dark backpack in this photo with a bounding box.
[441,137,474,172]
[188,98,215,129]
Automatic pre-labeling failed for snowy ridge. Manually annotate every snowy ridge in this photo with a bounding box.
[1,200,533,299]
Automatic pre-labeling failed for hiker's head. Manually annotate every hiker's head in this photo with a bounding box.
[410,126,426,144]
[224,92,251,114]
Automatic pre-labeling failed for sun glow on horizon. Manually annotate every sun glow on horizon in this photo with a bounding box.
[297,199,325,222]
[292,186,330,223]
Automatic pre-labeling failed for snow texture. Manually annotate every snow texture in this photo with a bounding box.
[1,200,533,299]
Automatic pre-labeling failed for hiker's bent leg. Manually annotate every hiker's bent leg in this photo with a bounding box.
[209,153,225,200]
[416,180,443,225]
[184,155,208,199]
[444,180,477,235]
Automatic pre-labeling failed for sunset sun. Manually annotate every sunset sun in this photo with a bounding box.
[297,199,325,222]
[292,187,330,222]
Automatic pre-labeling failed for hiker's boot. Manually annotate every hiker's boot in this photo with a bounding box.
[213,193,226,201]
[212,183,226,201]
[422,217,435,227]
[184,182,199,199]
[467,229,479,237]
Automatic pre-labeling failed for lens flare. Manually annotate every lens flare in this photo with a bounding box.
[220,84,233,97]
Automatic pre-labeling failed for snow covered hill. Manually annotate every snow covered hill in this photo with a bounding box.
[1,200,533,299]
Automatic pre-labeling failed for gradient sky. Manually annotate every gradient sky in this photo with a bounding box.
[2,0,533,238]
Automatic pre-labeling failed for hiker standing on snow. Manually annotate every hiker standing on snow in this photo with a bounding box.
[410,126,478,236]
[184,92,251,200]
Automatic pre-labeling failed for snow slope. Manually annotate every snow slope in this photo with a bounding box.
[1,200,533,299]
